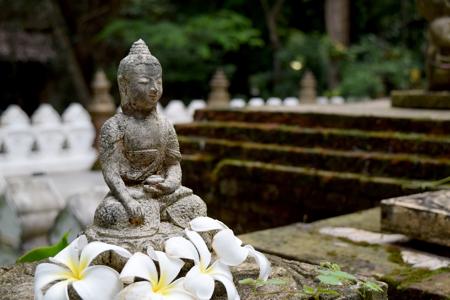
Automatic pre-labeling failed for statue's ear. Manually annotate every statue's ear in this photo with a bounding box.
[118,75,128,96]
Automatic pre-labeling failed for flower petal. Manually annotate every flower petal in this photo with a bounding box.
[189,216,228,232]
[150,250,184,286]
[72,265,122,300]
[245,245,272,280]
[165,236,200,263]
[209,261,232,280]
[212,273,240,300]
[35,263,71,298]
[115,281,154,300]
[213,229,248,266]
[184,265,215,300]
[50,235,87,272]
[42,280,69,300]
[164,278,196,300]
[120,252,158,285]
[79,241,131,269]
[185,230,211,267]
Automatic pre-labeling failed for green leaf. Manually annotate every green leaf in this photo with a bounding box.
[317,274,343,286]
[316,288,340,296]
[319,270,357,282]
[239,278,257,286]
[17,232,69,263]
[265,278,287,286]
[362,281,384,293]
[302,285,316,294]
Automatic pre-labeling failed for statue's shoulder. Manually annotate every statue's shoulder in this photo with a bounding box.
[158,114,176,134]
[100,113,126,142]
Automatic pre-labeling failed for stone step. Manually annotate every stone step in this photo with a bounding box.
[193,108,450,135]
[179,136,450,180]
[181,158,448,233]
[239,208,450,299]
[381,190,450,247]
[176,122,450,158]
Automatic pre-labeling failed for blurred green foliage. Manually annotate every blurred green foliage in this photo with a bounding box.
[337,35,423,98]
[98,9,262,100]
[91,0,426,101]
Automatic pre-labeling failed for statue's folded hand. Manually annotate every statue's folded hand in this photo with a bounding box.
[144,180,176,196]
[124,199,144,225]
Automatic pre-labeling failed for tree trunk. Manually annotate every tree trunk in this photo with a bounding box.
[47,0,91,106]
[261,0,285,88]
[325,0,350,89]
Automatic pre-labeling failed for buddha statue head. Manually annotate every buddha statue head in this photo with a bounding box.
[117,39,163,116]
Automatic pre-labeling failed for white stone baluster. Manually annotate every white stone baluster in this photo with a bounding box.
[317,96,329,105]
[31,104,65,157]
[230,98,246,108]
[187,99,206,121]
[62,103,96,153]
[266,97,282,106]
[165,100,190,124]
[330,96,345,105]
[283,97,299,106]
[248,97,265,107]
[1,105,34,159]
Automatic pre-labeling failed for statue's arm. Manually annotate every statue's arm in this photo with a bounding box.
[163,122,182,189]
[147,120,182,195]
[99,117,134,206]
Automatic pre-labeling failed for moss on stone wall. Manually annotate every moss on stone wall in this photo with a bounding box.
[193,108,450,135]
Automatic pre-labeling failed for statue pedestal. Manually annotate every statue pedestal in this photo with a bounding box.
[391,90,450,109]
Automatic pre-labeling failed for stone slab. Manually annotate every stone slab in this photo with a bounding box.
[193,99,450,134]
[0,193,21,249]
[0,256,387,300]
[391,90,450,110]
[381,190,450,247]
[4,176,65,243]
[239,208,450,299]
[49,186,112,244]
[4,176,65,215]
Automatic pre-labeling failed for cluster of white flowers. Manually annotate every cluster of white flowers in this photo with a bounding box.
[34,217,271,300]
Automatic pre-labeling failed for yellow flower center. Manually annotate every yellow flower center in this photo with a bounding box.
[199,262,213,274]
[152,275,171,295]
[63,259,86,281]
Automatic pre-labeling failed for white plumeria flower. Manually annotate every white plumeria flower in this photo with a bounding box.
[117,249,194,300]
[34,235,131,300]
[165,230,239,300]
[190,217,272,280]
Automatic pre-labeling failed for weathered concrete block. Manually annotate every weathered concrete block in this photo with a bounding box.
[381,190,450,247]
[4,176,65,243]
[49,187,106,244]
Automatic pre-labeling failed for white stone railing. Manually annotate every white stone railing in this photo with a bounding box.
[0,103,96,176]
[158,96,348,124]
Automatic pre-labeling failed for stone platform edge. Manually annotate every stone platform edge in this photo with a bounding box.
[391,90,450,110]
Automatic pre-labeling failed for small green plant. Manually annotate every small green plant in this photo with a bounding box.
[317,262,384,297]
[17,232,69,263]
[302,285,340,300]
[239,262,383,299]
[317,262,357,285]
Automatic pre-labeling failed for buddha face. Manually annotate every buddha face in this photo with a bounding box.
[119,61,163,115]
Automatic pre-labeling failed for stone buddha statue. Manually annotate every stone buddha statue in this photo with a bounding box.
[417,0,450,91]
[85,39,207,251]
